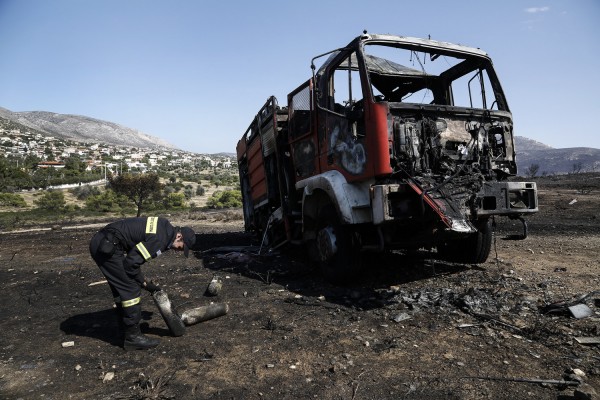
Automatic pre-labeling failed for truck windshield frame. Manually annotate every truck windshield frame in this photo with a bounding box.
[359,41,509,112]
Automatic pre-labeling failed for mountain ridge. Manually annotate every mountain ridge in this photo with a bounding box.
[514,136,554,151]
[514,137,600,175]
[0,107,174,150]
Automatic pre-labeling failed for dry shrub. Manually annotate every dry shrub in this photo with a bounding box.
[223,209,243,221]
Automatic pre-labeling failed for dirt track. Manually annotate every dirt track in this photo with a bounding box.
[0,175,599,399]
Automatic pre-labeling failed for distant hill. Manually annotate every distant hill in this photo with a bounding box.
[211,152,236,158]
[0,107,174,150]
[514,136,600,175]
[514,136,554,151]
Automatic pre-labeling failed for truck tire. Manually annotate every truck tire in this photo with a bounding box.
[316,205,362,284]
[438,219,493,264]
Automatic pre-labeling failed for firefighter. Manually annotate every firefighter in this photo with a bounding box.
[89,216,196,351]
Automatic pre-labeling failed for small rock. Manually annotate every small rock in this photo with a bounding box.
[75,364,82,371]
[573,368,586,377]
[564,373,583,383]
[392,313,411,323]
[206,277,222,296]
[102,372,115,382]
[266,364,275,368]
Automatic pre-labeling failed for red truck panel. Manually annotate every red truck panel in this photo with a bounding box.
[246,136,267,203]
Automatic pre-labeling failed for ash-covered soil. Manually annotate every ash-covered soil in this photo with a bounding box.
[0,174,599,400]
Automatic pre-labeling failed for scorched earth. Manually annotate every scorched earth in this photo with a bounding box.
[0,174,599,400]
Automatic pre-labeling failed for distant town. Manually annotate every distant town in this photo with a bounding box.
[0,127,236,175]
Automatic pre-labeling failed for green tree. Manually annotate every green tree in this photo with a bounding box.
[70,184,101,200]
[85,189,128,212]
[31,168,51,189]
[44,147,55,161]
[109,173,162,217]
[23,154,41,169]
[163,193,186,209]
[206,190,242,209]
[64,155,86,175]
[34,190,66,212]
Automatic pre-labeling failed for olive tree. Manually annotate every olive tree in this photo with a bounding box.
[109,173,162,217]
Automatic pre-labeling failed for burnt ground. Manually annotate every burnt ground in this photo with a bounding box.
[1,174,599,400]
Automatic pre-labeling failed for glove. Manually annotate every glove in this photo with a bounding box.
[143,281,162,294]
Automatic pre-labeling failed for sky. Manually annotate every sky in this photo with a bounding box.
[0,0,599,154]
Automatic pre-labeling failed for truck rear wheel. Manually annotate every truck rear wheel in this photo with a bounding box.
[315,205,362,284]
[438,219,493,264]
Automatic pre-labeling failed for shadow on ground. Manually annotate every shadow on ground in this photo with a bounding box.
[194,232,470,311]
[60,308,170,347]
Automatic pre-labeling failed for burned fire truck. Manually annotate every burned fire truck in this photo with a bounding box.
[236,33,538,282]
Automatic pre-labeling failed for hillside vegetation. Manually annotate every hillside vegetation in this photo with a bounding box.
[0,167,242,231]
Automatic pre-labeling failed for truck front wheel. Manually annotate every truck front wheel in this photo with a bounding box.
[437,219,493,264]
[315,205,362,284]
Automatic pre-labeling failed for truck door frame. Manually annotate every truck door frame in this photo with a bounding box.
[287,79,319,181]
[315,48,370,181]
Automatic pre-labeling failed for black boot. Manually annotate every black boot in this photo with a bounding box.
[123,324,160,351]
